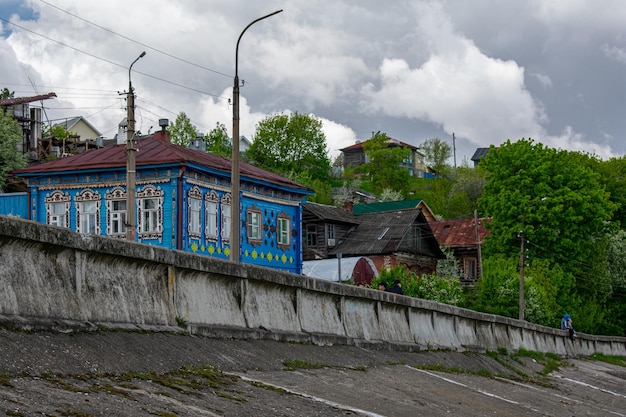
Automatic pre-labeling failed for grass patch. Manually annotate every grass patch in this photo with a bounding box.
[540,358,562,375]
[283,359,326,371]
[516,348,545,361]
[590,353,626,367]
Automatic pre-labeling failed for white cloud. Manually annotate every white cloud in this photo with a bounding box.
[362,2,545,149]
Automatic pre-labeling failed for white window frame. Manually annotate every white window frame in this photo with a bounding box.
[45,190,70,228]
[277,213,290,247]
[188,187,202,238]
[137,185,163,238]
[205,191,219,240]
[76,189,101,235]
[221,194,231,242]
[105,187,126,237]
[246,207,262,242]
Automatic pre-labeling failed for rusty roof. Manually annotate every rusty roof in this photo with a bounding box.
[0,92,57,106]
[12,136,310,192]
[429,218,491,249]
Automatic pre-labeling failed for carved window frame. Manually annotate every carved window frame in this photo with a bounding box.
[188,186,202,239]
[105,187,127,237]
[137,185,164,239]
[75,189,101,235]
[45,190,70,228]
[220,193,231,242]
[205,191,219,241]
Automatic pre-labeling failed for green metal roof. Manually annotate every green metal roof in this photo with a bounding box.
[352,199,424,215]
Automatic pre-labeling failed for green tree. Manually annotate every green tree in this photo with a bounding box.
[478,139,615,273]
[246,113,331,183]
[205,122,231,157]
[0,109,28,189]
[0,88,15,100]
[420,137,452,178]
[359,132,411,195]
[168,112,199,147]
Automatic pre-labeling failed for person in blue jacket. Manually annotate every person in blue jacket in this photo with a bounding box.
[561,313,576,341]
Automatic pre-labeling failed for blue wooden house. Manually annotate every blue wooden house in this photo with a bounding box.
[9,128,312,274]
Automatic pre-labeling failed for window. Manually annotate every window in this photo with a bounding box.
[105,187,126,236]
[246,207,262,242]
[50,202,67,227]
[110,200,126,235]
[76,189,101,235]
[221,194,231,241]
[79,201,98,234]
[142,198,159,233]
[205,191,218,240]
[137,185,163,238]
[188,187,202,238]
[277,212,290,247]
[464,258,477,280]
[306,224,317,246]
[45,190,70,228]
[327,224,335,240]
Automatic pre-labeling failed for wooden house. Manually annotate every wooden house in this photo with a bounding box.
[302,202,359,260]
[10,127,312,274]
[340,136,426,178]
[429,217,490,284]
[329,208,445,277]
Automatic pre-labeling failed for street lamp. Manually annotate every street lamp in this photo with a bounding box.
[231,10,282,263]
[519,196,548,320]
[126,51,146,241]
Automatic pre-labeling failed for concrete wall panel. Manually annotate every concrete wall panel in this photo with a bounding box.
[1,215,625,357]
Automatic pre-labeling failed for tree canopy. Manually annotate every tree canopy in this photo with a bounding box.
[168,112,199,147]
[420,137,452,178]
[359,132,411,196]
[0,109,27,189]
[205,122,231,157]
[245,112,331,182]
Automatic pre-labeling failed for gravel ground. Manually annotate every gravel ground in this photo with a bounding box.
[0,328,624,416]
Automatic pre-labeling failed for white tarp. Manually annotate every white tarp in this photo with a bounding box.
[302,256,378,282]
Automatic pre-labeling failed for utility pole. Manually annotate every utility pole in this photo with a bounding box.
[452,132,457,177]
[125,51,146,241]
[519,197,548,321]
[231,10,282,263]
[474,209,483,280]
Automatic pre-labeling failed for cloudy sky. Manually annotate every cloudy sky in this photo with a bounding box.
[1,0,625,163]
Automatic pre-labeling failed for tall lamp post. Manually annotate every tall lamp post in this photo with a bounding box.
[126,51,146,241]
[519,196,548,320]
[231,10,282,263]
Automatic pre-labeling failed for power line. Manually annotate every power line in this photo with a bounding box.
[39,0,232,79]
[0,17,229,100]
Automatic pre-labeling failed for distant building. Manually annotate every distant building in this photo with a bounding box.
[340,136,427,178]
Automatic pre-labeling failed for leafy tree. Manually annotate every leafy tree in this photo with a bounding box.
[0,109,28,189]
[420,137,452,178]
[205,122,231,157]
[0,88,15,100]
[478,139,615,274]
[379,188,404,202]
[359,132,411,195]
[246,113,331,182]
[168,112,199,147]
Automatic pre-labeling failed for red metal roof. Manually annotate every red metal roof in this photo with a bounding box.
[13,136,309,191]
[429,218,491,248]
[0,92,57,106]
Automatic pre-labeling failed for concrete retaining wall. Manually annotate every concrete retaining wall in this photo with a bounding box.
[1,215,624,357]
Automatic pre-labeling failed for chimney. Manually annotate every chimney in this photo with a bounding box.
[343,200,354,214]
[154,118,170,143]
